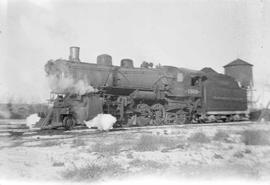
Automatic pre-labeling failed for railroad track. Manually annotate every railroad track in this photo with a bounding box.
[0,120,258,149]
[0,119,29,136]
[0,119,255,138]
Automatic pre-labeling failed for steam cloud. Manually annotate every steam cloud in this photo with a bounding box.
[26,113,41,129]
[46,59,96,95]
[48,75,96,95]
[84,114,117,131]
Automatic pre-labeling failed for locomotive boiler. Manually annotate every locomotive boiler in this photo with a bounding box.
[36,47,248,129]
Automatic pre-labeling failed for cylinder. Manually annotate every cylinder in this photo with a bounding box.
[97,54,112,66]
[121,59,134,68]
[69,46,80,62]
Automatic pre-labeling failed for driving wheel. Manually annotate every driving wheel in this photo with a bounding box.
[63,116,76,130]
[151,103,165,125]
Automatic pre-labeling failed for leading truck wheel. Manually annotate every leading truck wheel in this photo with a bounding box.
[176,110,187,124]
[165,110,187,125]
[63,117,76,130]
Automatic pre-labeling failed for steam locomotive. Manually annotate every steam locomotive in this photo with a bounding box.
[36,47,249,129]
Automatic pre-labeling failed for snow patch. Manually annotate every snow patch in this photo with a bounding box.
[26,113,41,129]
[84,114,117,131]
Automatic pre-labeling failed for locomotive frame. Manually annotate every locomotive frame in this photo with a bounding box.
[36,47,248,130]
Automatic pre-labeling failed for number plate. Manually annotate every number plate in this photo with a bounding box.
[187,89,200,95]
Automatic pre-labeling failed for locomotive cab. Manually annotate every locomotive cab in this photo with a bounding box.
[163,66,205,98]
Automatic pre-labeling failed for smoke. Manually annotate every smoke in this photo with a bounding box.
[26,113,41,129]
[46,59,96,95]
[84,114,117,131]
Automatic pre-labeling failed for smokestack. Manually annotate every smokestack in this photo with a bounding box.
[69,46,80,62]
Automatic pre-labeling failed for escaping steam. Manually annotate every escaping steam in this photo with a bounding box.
[46,59,96,95]
[84,114,117,131]
[26,113,41,129]
[48,75,96,95]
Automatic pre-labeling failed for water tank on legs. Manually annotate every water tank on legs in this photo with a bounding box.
[224,58,254,109]
[223,58,253,89]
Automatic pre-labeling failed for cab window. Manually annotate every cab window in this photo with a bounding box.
[177,72,184,82]
[191,76,200,86]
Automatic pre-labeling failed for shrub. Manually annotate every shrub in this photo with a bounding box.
[240,130,270,146]
[126,153,133,159]
[244,148,252,154]
[53,161,65,167]
[72,138,86,147]
[62,162,123,181]
[213,153,223,159]
[187,132,210,143]
[90,142,120,155]
[233,151,244,158]
[39,140,60,147]
[213,131,229,142]
[133,134,175,152]
[128,159,168,170]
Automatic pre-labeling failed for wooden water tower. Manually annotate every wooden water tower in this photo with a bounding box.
[224,58,254,109]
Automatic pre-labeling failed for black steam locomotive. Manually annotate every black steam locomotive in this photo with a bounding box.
[36,47,248,129]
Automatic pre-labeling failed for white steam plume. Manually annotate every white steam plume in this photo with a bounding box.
[45,59,96,95]
[84,114,117,131]
[26,113,41,129]
[48,75,96,95]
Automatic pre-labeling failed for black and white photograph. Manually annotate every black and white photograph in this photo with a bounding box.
[1,0,270,184]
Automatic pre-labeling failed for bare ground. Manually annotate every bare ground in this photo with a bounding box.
[1,120,270,184]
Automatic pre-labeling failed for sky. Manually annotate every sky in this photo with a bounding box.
[0,0,270,106]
